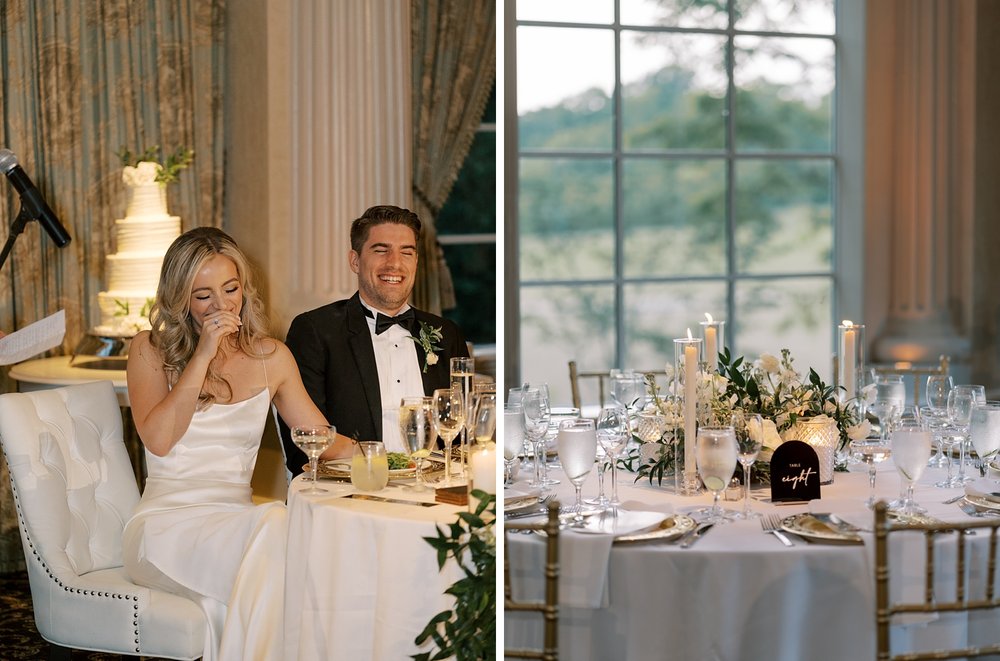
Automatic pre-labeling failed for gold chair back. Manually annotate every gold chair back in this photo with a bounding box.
[869,354,950,405]
[874,500,1000,660]
[568,361,665,413]
[504,501,560,660]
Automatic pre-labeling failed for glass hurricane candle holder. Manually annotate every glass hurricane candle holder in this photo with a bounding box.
[674,335,703,496]
[837,321,865,406]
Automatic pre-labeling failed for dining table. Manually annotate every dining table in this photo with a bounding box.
[283,470,469,660]
[504,454,1000,661]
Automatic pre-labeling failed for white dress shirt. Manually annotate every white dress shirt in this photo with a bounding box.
[360,300,425,453]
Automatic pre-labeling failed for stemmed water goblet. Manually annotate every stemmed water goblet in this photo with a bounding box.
[557,418,597,527]
[292,424,336,494]
[890,422,932,515]
[970,401,1000,478]
[947,386,978,485]
[431,386,465,487]
[695,425,738,524]
[851,438,892,508]
[399,397,436,491]
[596,404,629,511]
[502,403,524,485]
[733,412,763,519]
[611,371,647,422]
[521,386,558,491]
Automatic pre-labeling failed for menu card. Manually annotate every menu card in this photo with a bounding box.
[770,440,821,502]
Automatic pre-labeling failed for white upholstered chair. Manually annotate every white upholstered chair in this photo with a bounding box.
[0,380,206,660]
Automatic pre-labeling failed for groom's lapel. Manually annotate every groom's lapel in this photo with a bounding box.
[347,296,382,439]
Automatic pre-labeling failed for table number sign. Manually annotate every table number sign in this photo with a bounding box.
[770,440,821,502]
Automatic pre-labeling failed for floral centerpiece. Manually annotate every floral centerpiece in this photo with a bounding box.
[630,347,871,486]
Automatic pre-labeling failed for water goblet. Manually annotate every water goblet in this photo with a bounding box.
[890,422,932,515]
[733,412,763,519]
[870,400,900,443]
[399,397,436,491]
[521,387,558,490]
[596,404,630,511]
[695,426,738,524]
[503,403,524,485]
[557,418,597,526]
[925,375,954,413]
[432,387,466,487]
[920,405,950,468]
[292,424,336,494]
[970,401,1000,478]
[850,438,892,508]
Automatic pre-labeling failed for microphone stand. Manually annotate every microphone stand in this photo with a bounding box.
[0,204,35,273]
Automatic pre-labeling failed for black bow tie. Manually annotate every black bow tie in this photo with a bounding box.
[366,308,415,335]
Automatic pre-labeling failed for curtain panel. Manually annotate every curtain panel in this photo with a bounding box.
[0,0,225,572]
[411,0,495,314]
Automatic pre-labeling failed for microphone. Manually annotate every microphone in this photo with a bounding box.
[0,149,71,247]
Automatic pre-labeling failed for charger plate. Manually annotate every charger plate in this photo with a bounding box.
[613,514,696,544]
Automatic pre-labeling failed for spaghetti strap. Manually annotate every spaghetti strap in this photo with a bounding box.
[261,343,270,392]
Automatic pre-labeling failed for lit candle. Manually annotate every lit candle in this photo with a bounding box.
[469,442,497,495]
[702,313,717,370]
[842,320,856,401]
[683,330,698,483]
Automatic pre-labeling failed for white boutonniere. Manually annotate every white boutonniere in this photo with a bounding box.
[410,321,444,373]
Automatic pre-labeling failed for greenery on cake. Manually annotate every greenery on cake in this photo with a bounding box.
[116,145,194,184]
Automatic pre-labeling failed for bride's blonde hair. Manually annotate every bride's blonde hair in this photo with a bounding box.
[149,227,272,406]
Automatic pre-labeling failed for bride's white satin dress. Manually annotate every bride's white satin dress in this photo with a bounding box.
[122,388,285,661]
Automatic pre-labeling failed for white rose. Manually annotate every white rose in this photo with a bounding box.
[758,353,780,374]
[759,419,784,451]
[426,353,439,366]
[847,420,872,440]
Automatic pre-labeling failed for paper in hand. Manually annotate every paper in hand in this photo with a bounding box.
[0,310,66,365]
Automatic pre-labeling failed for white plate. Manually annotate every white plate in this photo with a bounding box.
[781,513,863,544]
[965,493,1000,512]
[613,515,696,544]
[575,510,668,537]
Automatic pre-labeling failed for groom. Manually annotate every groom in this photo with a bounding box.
[279,205,468,477]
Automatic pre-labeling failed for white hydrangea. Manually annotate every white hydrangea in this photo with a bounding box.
[122,161,161,187]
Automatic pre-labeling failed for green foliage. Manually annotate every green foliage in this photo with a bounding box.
[117,145,195,184]
[413,490,496,661]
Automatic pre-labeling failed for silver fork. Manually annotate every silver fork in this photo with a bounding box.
[761,513,794,546]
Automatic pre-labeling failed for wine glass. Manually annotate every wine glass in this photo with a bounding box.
[521,387,557,490]
[695,426,738,524]
[925,375,954,413]
[502,403,524,485]
[431,387,465,487]
[850,438,892,507]
[292,424,336,494]
[947,386,977,485]
[970,401,1000,478]
[869,400,900,443]
[611,371,647,420]
[399,396,436,491]
[557,418,597,526]
[890,422,932,515]
[733,412,763,519]
[596,405,629,511]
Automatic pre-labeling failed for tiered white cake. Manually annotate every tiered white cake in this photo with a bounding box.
[93,162,180,336]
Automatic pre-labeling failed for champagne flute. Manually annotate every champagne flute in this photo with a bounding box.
[503,403,524,485]
[695,426,738,524]
[470,389,498,445]
[557,418,597,526]
[890,422,932,515]
[399,396,435,491]
[431,387,465,487]
[596,405,629,511]
[450,357,476,472]
[850,438,892,507]
[292,424,336,494]
[733,412,763,519]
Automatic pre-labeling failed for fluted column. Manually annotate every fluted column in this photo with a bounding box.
[866,0,974,366]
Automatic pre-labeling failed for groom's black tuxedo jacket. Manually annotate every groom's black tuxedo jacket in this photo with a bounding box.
[279,292,469,477]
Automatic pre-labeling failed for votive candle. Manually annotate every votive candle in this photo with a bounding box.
[469,442,497,495]
[699,314,725,373]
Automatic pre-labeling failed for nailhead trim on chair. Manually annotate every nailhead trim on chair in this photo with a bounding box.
[3,447,144,654]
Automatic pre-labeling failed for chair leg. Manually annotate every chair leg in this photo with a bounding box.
[48,643,72,660]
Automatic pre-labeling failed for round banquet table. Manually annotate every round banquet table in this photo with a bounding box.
[504,457,1000,661]
[284,474,468,661]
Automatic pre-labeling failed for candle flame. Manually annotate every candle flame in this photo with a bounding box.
[686,327,693,340]
[842,319,854,327]
[705,312,714,323]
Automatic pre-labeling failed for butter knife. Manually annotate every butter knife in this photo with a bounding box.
[679,523,715,548]
[347,493,438,507]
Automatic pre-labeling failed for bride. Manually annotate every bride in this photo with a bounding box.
[122,226,350,660]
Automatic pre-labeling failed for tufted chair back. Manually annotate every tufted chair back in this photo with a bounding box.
[0,381,206,659]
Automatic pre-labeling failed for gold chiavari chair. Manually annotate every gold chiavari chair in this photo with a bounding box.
[868,355,950,405]
[504,500,560,660]
[568,361,666,414]
[874,500,1000,660]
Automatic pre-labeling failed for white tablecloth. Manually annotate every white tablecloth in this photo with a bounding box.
[505,459,1000,661]
[284,477,466,660]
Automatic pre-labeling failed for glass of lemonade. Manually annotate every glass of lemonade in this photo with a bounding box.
[351,441,389,492]
[695,425,738,524]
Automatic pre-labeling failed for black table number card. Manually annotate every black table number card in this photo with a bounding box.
[770,440,821,502]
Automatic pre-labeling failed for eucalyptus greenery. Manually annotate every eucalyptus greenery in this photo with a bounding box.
[117,144,194,184]
[413,489,496,661]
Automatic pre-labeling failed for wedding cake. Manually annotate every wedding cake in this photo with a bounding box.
[93,162,180,336]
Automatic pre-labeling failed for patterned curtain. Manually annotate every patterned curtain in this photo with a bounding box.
[410,0,495,314]
[0,0,225,572]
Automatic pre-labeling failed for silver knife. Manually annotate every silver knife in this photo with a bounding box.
[679,523,715,548]
[347,493,438,507]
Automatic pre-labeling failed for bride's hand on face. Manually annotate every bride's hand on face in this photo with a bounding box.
[195,309,243,358]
